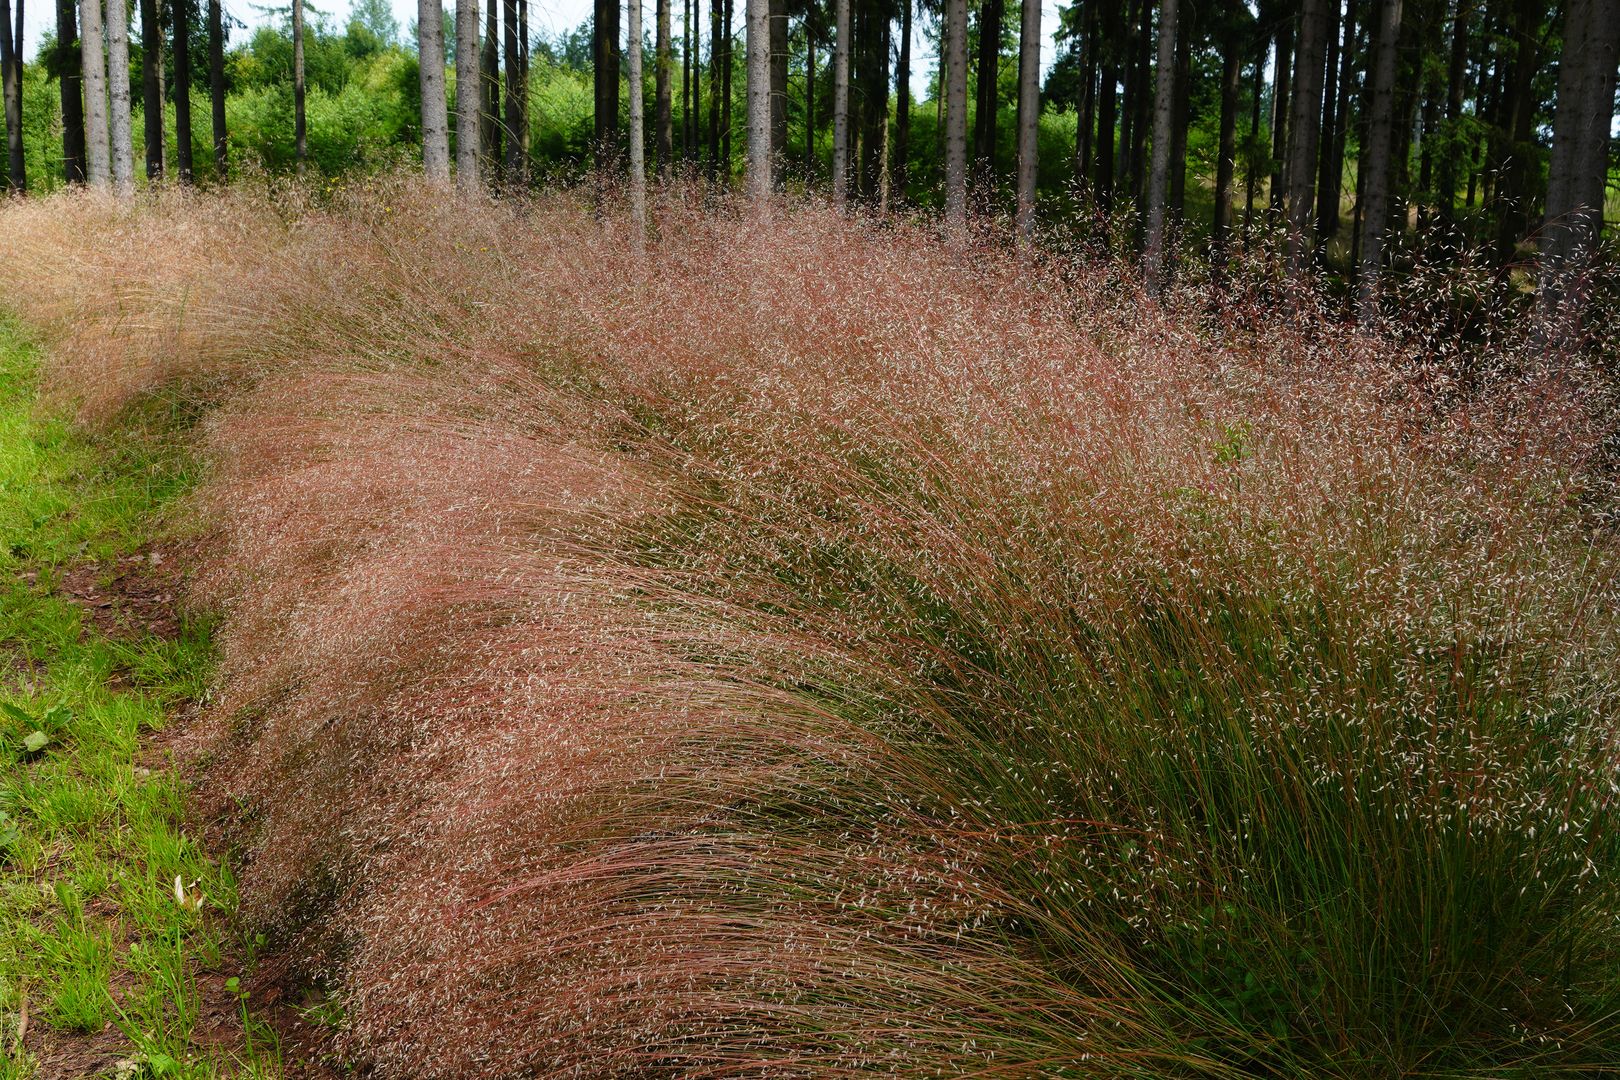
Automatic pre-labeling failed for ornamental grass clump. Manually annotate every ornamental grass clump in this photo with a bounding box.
[0,176,1617,1076]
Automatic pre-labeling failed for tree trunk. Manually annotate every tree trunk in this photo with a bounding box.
[1144,0,1176,292]
[805,26,815,173]
[628,0,646,231]
[1539,0,1620,290]
[208,0,226,179]
[682,0,690,156]
[1243,31,1263,243]
[1312,0,1341,242]
[893,0,910,200]
[0,0,20,190]
[831,0,849,202]
[455,0,479,185]
[1356,0,1401,320]
[1117,0,1137,190]
[769,0,785,179]
[690,0,700,162]
[974,0,1002,177]
[293,0,306,173]
[174,0,193,181]
[1493,0,1542,260]
[1213,22,1242,260]
[59,0,86,183]
[709,0,721,176]
[419,0,450,179]
[107,0,134,193]
[1320,0,1357,239]
[1268,14,1291,212]
[1168,0,1190,213]
[1285,0,1330,270]
[498,0,518,174]
[140,0,162,177]
[1014,0,1039,234]
[1129,0,1150,209]
[595,0,622,167]
[482,0,501,168]
[518,0,529,166]
[722,0,732,164]
[944,0,967,229]
[656,0,672,168]
[745,0,768,200]
[1436,0,1470,223]
[1095,14,1116,211]
[1074,2,1096,188]
[82,0,111,186]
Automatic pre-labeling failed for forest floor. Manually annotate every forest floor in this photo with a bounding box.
[0,319,337,1080]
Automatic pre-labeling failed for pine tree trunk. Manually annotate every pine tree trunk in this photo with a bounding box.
[745,0,768,200]
[481,0,500,167]
[1094,14,1116,211]
[722,0,732,163]
[1539,0,1620,292]
[944,0,967,229]
[1285,0,1330,270]
[504,0,522,175]
[1268,15,1291,213]
[628,0,646,230]
[419,0,450,179]
[174,0,193,181]
[656,0,672,169]
[1144,0,1176,292]
[1493,0,1543,260]
[974,0,1002,177]
[455,0,480,185]
[595,0,621,168]
[893,0,910,200]
[1243,31,1263,243]
[1074,2,1096,188]
[82,0,111,186]
[831,0,849,203]
[1437,0,1470,223]
[1014,0,1038,234]
[140,0,162,177]
[1312,0,1341,241]
[709,0,721,176]
[208,0,226,178]
[1129,0,1150,210]
[1168,0,1190,213]
[59,0,86,183]
[681,0,691,158]
[1319,0,1357,239]
[1213,23,1242,261]
[293,0,306,173]
[1356,0,1402,320]
[0,0,21,190]
[768,0,785,178]
[107,0,134,193]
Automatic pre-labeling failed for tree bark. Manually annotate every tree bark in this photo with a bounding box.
[1268,13,1291,212]
[208,0,226,179]
[0,0,21,190]
[174,0,193,181]
[768,0,785,179]
[1312,0,1341,241]
[1168,0,1190,213]
[745,0,768,200]
[974,0,1002,177]
[944,0,967,229]
[1074,2,1096,188]
[1356,0,1401,320]
[293,0,306,173]
[1095,4,1116,211]
[59,0,86,183]
[1436,0,1469,223]
[82,0,111,186]
[682,0,690,156]
[1014,0,1039,234]
[1144,0,1176,292]
[831,0,849,203]
[1243,35,1262,243]
[481,0,500,167]
[1286,0,1331,270]
[709,0,721,176]
[893,0,910,200]
[140,0,162,177]
[656,0,672,168]
[1320,0,1357,239]
[1493,0,1544,259]
[722,0,732,163]
[594,0,621,167]
[1128,0,1150,208]
[107,0,134,193]
[503,0,522,176]
[419,0,450,179]
[628,0,646,231]
[455,0,479,185]
[1539,0,1620,279]
[1213,19,1243,260]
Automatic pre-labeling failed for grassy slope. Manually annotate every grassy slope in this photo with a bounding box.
[0,319,282,1079]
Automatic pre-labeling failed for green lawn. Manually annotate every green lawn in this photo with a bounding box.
[0,320,284,1079]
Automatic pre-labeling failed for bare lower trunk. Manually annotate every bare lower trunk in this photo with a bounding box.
[419,0,450,180]
[628,0,647,231]
[1014,0,1041,236]
[503,0,522,176]
[141,0,162,177]
[0,0,22,190]
[1144,0,1177,294]
[768,0,785,182]
[59,0,86,183]
[82,0,111,186]
[1356,0,1402,321]
[481,0,500,166]
[209,0,228,178]
[892,0,910,200]
[107,0,134,194]
[656,0,672,169]
[1212,28,1241,261]
[293,0,306,172]
[455,0,480,186]
[1286,0,1331,271]
[174,0,193,182]
[745,0,769,201]
[830,0,849,204]
[943,0,967,231]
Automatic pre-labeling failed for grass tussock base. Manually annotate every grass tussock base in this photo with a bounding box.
[3,177,1620,1078]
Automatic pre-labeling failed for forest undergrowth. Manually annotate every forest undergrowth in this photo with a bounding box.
[2,176,1620,1077]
